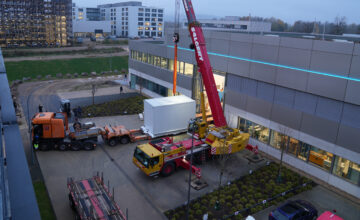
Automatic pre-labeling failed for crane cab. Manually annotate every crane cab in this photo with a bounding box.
[133,144,163,177]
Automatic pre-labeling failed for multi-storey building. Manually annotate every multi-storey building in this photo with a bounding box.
[72,3,111,38]
[98,1,164,38]
[72,3,100,21]
[128,29,360,199]
[0,0,72,47]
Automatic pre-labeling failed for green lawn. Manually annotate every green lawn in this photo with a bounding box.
[2,47,124,58]
[5,56,128,82]
[33,181,56,220]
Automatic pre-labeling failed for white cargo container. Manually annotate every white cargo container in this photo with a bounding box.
[141,96,196,138]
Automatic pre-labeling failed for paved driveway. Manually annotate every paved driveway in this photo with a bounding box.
[36,115,266,220]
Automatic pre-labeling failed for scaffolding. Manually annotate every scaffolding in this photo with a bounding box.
[0,0,72,47]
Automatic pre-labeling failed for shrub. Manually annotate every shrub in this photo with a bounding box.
[201,206,207,212]
[240,197,247,204]
[226,195,233,201]
[245,204,252,209]
[193,202,201,210]
[195,209,202,215]
[237,204,244,210]
[231,207,237,213]
[226,202,232,207]
[219,199,225,205]
[255,192,262,199]
[234,193,241,199]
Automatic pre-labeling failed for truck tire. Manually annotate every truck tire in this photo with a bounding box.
[120,136,130,144]
[108,138,118,147]
[71,142,81,151]
[161,162,175,177]
[68,193,75,210]
[58,142,67,151]
[39,143,49,151]
[83,142,94,151]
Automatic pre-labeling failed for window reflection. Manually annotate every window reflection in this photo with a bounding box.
[309,146,333,171]
[333,157,360,184]
[287,138,299,156]
[298,142,310,161]
[269,130,288,150]
[184,63,193,76]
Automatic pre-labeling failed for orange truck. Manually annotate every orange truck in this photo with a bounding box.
[32,112,102,151]
[31,111,152,150]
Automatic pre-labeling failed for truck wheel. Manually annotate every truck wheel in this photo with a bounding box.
[108,138,118,147]
[58,142,67,151]
[161,162,175,177]
[120,136,130,144]
[68,193,75,210]
[83,142,94,151]
[71,142,81,151]
[39,143,49,151]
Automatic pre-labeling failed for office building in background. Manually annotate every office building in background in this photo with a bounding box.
[0,0,72,47]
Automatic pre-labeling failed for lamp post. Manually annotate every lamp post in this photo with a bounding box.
[186,128,195,220]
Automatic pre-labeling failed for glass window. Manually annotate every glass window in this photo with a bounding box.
[168,59,174,71]
[333,157,360,184]
[154,56,161,67]
[287,138,300,156]
[256,125,270,144]
[238,117,246,132]
[184,63,194,76]
[148,55,153,65]
[298,142,311,161]
[177,61,184,74]
[161,57,168,69]
[142,53,147,63]
[309,146,333,171]
[269,130,288,150]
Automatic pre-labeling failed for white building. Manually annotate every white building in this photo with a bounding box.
[184,19,271,33]
[73,21,111,38]
[98,1,164,38]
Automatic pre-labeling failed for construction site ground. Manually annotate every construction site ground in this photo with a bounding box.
[15,78,360,220]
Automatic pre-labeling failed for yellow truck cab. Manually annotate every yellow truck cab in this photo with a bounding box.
[133,143,163,177]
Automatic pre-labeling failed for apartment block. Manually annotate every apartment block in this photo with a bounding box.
[0,0,72,47]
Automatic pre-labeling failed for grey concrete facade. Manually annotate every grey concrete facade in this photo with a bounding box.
[128,29,360,198]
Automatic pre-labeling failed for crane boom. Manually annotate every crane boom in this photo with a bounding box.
[181,0,227,127]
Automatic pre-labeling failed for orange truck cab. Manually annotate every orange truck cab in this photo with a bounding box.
[32,112,98,151]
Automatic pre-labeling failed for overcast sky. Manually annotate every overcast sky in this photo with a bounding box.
[73,0,360,24]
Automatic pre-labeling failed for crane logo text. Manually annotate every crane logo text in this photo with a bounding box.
[191,27,204,62]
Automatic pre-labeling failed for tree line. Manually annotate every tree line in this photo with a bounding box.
[239,16,360,35]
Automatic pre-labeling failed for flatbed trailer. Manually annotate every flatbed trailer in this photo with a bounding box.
[67,175,127,220]
[102,125,151,146]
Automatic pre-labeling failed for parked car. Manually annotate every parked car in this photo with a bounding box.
[269,200,318,220]
[317,211,343,220]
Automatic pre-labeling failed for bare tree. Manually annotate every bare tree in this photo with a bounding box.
[214,113,236,210]
[91,84,97,105]
[277,125,292,183]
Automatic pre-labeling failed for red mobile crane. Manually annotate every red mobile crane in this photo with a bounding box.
[182,0,249,155]
[132,0,250,178]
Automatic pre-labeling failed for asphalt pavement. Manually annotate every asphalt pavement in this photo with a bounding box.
[253,185,360,220]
